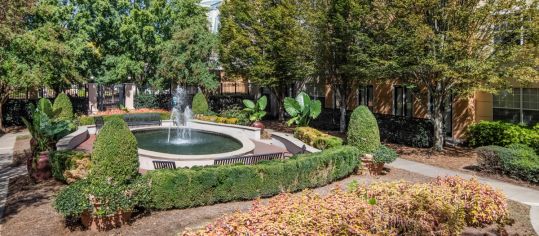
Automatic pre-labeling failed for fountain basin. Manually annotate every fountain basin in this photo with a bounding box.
[132,126,255,169]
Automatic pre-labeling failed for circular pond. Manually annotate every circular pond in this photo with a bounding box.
[134,128,243,155]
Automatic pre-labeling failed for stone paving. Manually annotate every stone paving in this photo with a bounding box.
[0,131,28,219]
[388,158,539,235]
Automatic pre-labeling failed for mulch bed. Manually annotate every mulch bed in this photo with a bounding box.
[0,168,534,235]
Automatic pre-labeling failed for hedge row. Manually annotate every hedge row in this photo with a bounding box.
[294,127,342,150]
[468,121,539,153]
[476,144,539,183]
[78,112,170,125]
[145,146,360,210]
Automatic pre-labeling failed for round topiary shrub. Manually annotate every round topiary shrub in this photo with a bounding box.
[347,105,380,154]
[37,98,53,117]
[90,119,138,184]
[192,91,209,114]
[53,93,74,120]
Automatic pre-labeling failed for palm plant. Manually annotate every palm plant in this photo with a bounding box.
[284,92,322,127]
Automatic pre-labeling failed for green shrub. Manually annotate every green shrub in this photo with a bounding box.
[192,92,209,114]
[52,93,74,120]
[77,112,171,126]
[467,121,539,153]
[372,145,398,164]
[146,146,360,210]
[347,106,380,154]
[53,179,91,217]
[50,150,90,182]
[90,119,138,184]
[37,98,53,118]
[294,127,343,150]
[476,144,539,183]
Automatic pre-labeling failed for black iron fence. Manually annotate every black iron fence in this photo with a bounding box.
[97,84,125,111]
[3,85,89,126]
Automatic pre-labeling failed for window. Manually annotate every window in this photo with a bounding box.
[357,86,373,111]
[494,88,539,125]
[393,86,413,117]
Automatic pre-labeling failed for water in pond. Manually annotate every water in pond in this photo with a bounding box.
[134,129,242,155]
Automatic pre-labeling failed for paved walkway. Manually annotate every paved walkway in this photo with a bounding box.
[0,132,28,219]
[388,158,539,234]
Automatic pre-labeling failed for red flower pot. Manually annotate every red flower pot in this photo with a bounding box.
[252,121,265,130]
[81,210,132,232]
[31,151,52,182]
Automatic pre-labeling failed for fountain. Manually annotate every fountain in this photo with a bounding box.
[167,86,193,142]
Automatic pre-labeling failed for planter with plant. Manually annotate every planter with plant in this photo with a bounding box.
[364,145,398,175]
[242,95,267,129]
[284,92,321,127]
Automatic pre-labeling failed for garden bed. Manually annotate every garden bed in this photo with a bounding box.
[1,167,534,235]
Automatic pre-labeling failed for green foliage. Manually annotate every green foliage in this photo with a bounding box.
[476,144,539,183]
[219,105,250,125]
[242,96,267,122]
[347,106,380,154]
[90,119,138,184]
[50,150,90,182]
[372,145,398,164]
[52,93,73,121]
[192,92,209,114]
[78,112,170,126]
[37,98,53,118]
[53,179,91,217]
[294,127,343,150]
[23,104,74,152]
[284,92,322,126]
[468,121,539,153]
[146,146,360,210]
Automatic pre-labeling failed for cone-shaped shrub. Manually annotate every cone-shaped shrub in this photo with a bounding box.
[37,98,53,118]
[192,91,209,114]
[347,105,380,153]
[90,119,138,184]
[53,93,73,120]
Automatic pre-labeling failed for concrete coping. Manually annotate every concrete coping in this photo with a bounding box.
[131,126,255,161]
[56,126,90,151]
[271,131,320,154]
[187,119,262,132]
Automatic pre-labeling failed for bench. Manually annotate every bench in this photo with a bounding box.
[123,113,162,127]
[153,160,176,169]
[214,152,286,165]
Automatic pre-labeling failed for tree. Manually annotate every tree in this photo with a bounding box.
[157,0,218,90]
[372,0,538,150]
[219,0,316,120]
[313,0,383,132]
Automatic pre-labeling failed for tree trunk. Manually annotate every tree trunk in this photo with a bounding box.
[432,94,444,151]
[336,82,348,133]
[0,101,4,132]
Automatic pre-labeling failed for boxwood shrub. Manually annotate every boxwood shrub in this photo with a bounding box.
[476,144,539,183]
[468,121,539,154]
[192,92,209,114]
[90,119,139,184]
[372,145,398,164]
[145,146,360,210]
[294,127,343,150]
[347,106,380,154]
[53,93,74,120]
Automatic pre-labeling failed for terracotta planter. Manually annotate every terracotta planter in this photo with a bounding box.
[252,121,265,130]
[362,158,385,175]
[81,210,132,232]
[31,151,52,182]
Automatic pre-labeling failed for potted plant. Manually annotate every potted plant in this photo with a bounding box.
[364,145,398,175]
[284,92,322,127]
[243,96,268,129]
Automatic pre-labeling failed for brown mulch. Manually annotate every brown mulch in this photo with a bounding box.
[0,168,534,236]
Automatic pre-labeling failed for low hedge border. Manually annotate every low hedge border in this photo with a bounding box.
[78,112,171,126]
[145,146,360,210]
[294,127,343,150]
[476,144,539,183]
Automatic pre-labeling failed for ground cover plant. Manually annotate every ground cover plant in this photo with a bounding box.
[145,146,360,210]
[294,126,343,150]
[184,177,509,235]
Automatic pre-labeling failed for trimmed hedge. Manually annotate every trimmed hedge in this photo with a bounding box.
[192,92,209,114]
[372,145,398,164]
[294,127,343,150]
[468,121,539,154]
[145,146,360,210]
[90,119,138,184]
[53,93,74,120]
[347,106,380,154]
[375,114,433,148]
[78,112,171,126]
[476,144,539,183]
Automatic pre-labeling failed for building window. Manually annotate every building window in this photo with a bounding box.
[357,85,373,111]
[393,86,413,117]
[494,88,539,125]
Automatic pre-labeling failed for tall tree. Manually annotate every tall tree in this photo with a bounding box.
[219,0,316,120]
[372,0,538,150]
[313,0,383,132]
